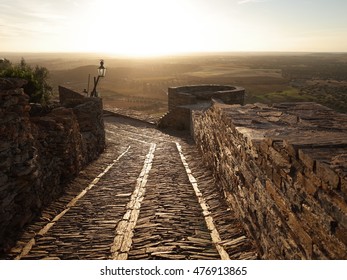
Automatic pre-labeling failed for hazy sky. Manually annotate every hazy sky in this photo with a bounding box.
[1,0,347,56]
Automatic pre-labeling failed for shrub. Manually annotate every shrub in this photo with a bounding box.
[0,58,53,104]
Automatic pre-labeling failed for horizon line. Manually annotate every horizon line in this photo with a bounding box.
[1,50,347,59]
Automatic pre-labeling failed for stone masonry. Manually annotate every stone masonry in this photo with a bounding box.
[0,78,37,253]
[4,114,257,260]
[0,80,105,254]
[2,78,346,260]
[193,100,347,259]
[158,85,245,130]
[59,86,105,164]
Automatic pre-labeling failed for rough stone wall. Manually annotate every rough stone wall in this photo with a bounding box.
[158,107,191,130]
[0,79,40,252]
[59,86,106,164]
[0,80,105,254]
[31,107,85,194]
[193,101,347,259]
[168,88,197,111]
[158,85,245,130]
[58,85,85,107]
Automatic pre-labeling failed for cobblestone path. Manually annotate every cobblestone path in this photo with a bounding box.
[6,115,257,260]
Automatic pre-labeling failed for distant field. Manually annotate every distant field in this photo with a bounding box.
[4,52,347,114]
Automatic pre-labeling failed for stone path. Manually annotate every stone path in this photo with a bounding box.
[5,115,257,260]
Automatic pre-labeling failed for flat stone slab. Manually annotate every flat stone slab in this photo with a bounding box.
[208,102,347,186]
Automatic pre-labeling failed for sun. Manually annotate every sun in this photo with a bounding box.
[72,0,277,56]
[78,0,196,56]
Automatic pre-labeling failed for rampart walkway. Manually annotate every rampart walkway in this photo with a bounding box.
[5,115,257,260]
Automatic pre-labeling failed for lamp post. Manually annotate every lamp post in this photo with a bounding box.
[90,59,106,97]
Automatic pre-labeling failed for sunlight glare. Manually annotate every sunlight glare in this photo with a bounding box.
[69,0,283,56]
[81,0,195,56]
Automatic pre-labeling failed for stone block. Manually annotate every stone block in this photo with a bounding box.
[342,177,347,196]
[295,172,317,195]
[316,161,340,189]
[335,225,347,246]
[316,190,347,229]
[0,78,27,90]
[305,170,322,188]
[298,149,315,171]
[272,169,282,189]
[287,212,312,259]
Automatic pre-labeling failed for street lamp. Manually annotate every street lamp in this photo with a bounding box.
[90,59,106,97]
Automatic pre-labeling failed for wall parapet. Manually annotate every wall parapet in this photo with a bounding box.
[193,100,347,259]
[158,84,245,130]
[0,80,105,254]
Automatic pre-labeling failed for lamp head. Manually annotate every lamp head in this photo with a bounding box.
[98,59,106,77]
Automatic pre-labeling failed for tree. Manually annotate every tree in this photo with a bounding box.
[0,58,53,104]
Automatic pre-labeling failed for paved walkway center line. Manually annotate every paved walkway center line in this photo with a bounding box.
[175,142,231,260]
[14,146,132,260]
[111,143,156,260]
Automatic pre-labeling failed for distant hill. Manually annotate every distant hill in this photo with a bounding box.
[13,52,346,114]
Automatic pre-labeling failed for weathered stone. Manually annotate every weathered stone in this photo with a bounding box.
[0,81,105,255]
[0,78,27,90]
[316,161,340,189]
[193,100,347,259]
[158,85,245,130]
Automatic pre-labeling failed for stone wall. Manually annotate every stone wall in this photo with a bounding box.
[167,85,245,111]
[158,106,192,130]
[193,100,347,259]
[59,86,105,164]
[0,79,39,253]
[0,80,105,254]
[158,85,245,130]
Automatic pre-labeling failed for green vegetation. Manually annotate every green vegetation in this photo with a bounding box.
[250,88,310,104]
[298,83,347,113]
[0,58,53,104]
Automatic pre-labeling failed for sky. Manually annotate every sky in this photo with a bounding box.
[1,0,347,56]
